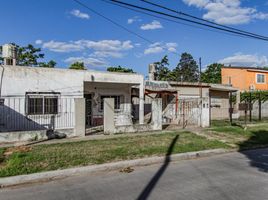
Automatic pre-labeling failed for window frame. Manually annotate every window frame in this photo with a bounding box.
[100,95,123,112]
[25,92,60,115]
[256,73,266,84]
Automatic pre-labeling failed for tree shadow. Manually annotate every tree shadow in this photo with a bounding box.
[238,130,268,173]
[136,135,179,200]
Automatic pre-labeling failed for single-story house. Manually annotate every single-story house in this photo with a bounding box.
[0,65,145,141]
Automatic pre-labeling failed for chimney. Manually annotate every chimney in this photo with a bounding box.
[148,63,156,81]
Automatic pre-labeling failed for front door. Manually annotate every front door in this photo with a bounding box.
[84,94,92,127]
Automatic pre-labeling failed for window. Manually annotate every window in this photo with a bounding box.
[100,95,122,111]
[256,74,265,84]
[26,93,59,115]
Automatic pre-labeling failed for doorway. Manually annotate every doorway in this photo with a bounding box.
[84,94,92,127]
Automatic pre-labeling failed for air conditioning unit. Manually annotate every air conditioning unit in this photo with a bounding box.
[249,84,255,91]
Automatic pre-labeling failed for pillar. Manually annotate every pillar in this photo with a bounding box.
[139,80,144,124]
[152,98,162,130]
[104,98,115,134]
[74,98,86,137]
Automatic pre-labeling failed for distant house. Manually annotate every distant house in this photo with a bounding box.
[221,66,268,91]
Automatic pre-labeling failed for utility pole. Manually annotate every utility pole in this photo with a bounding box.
[199,57,202,127]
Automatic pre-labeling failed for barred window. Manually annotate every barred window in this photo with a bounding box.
[26,93,59,115]
[100,95,122,111]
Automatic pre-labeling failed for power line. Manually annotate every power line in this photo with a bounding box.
[140,0,268,40]
[107,0,268,41]
[72,0,181,56]
[101,0,253,40]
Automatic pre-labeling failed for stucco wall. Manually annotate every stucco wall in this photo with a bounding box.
[210,90,230,120]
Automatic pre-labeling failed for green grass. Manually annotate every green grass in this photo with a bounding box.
[208,120,268,149]
[0,131,227,177]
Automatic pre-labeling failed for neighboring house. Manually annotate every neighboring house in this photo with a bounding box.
[221,66,268,91]
[0,65,145,142]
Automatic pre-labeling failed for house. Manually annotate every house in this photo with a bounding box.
[0,65,145,142]
[132,64,239,128]
[221,66,268,91]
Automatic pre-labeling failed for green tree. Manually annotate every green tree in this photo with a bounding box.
[174,52,199,82]
[107,65,134,73]
[0,43,56,67]
[39,60,57,68]
[69,62,87,70]
[154,55,171,81]
[201,63,223,84]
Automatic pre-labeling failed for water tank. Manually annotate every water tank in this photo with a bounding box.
[2,44,17,59]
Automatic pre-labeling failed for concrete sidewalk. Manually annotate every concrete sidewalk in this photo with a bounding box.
[0,148,231,188]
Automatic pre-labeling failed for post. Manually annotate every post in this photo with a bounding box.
[151,98,162,130]
[199,57,202,127]
[229,91,233,124]
[74,98,86,137]
[139,80,144,124]
[104,98,115,134]
[259,92,262,121]
[249,92,252,122]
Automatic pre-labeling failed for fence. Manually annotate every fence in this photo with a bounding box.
[0,97,75,132]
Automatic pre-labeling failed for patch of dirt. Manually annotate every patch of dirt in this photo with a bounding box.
[3,146,32,157]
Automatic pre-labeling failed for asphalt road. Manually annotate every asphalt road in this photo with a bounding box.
[1,148,268,200]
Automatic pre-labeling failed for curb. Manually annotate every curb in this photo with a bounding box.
[0,148,232,188]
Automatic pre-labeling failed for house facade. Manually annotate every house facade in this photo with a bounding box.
[222,66,268,91]
[0,65,145,142]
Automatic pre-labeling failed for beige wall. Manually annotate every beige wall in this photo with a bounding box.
[210,90,230,120]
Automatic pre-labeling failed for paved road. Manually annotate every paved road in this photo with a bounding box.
[1,148,268,200]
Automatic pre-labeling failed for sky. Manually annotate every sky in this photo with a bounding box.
[1,0,268,75]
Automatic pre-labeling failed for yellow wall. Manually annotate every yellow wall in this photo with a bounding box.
[221,68,268,91]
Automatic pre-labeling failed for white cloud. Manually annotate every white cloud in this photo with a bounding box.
[144,42,178,55]
[42,40,84,52]
[70,9,90,19]
[127,16,142,24]
[183,0,268,25]
[140,20,163,30]
[218,53,268,67]
[90,51,123,58]
[64,56,106,66]
[35,39,43,45]
[42,39,134,53]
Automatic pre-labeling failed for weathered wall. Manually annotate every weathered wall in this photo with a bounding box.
[210,90,230,120]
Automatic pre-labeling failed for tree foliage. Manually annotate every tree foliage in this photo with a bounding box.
[154,55,172,81]
[201,63,223,84]
[69,62,87,70]
[107,65,135,73]
[174,52,199,82]
[0,43,56,67]
[241,91,268,103]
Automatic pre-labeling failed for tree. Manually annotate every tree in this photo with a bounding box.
[201,63,223,84]
[154,55,171,81]
[107,65,134,73]
[69,62,87,70]
[0,43,56,67]
[174,52,199,82]
[39,60,57,68]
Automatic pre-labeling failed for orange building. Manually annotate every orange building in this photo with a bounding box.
[221,66,268,91]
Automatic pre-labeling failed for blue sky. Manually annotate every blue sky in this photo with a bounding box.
[1,0,268,75]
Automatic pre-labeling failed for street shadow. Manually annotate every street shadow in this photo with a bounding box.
[238,130,268,173]
[136,135,179,200]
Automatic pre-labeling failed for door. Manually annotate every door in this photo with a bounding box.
[84,94,92,127]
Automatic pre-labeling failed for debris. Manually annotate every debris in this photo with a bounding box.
[120,167,134,173]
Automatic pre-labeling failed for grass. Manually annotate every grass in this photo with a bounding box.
[0,131,227,177]
[207,120,268,149]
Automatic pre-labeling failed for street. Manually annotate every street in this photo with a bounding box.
[0,148,268,200]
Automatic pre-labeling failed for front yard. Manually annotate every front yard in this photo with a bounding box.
[0,131,227,177]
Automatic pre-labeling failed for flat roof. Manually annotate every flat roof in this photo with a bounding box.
[222,66,268,72]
